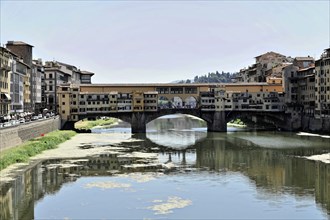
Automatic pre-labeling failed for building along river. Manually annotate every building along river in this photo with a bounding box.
[0,114,329,219]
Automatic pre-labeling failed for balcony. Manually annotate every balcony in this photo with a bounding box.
[0,64,11,71]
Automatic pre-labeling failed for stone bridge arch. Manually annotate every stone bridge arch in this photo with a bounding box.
[144,109,226,132]
[226,111,293,130]
[144,109,208,124]
[62,109,227,133]
[61,113,136,131]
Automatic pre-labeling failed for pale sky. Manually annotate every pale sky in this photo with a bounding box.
[1,1,329,83]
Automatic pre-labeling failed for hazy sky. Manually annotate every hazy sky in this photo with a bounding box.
[1,1,329,83]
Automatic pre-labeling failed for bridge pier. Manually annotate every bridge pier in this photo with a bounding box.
[207,111,227,132]
[61,120,75,130]
[131,112,146,133]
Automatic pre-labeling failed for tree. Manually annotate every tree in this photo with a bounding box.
[177,70,237,84]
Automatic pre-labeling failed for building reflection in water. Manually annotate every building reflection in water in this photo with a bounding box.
[1,131,330,218]
[0,163,41,220]
[195,132,330,214]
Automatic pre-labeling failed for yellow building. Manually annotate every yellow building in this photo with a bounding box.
[132,91,144,112]
[109,91,118,112]
[22,61,31,109]
[0,47,12,117]
[143,91,158,112]
[57,84,76,121]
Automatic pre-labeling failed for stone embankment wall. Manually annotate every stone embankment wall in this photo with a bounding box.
[0,117,61,151]
[301,116,330,134]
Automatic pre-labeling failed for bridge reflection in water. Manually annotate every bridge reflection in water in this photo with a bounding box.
[1,131,330,219]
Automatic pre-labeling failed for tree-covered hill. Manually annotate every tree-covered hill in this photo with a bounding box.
[176,71,238,83]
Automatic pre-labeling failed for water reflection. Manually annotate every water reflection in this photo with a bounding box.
[0,164,41,220]
[1,116,330,219]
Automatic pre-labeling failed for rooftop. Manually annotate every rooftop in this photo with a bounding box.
[297,65,315,72]
[255,51,286,59]
[6,41,34,47]
[295,57,314,61]
[57,61,77,70]
[80,70,95,75]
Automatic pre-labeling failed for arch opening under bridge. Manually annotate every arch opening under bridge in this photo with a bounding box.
[226,111,292,131]
[62,109,227,133]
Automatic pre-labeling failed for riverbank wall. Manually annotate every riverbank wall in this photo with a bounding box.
[0,117,61,151]
[301,116,330,134]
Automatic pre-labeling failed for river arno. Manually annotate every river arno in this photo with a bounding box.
[1,115,330,219]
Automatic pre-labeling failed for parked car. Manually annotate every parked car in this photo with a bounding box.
[10,120,20,125]
[38,114,43,119]
[31,116,39,121]
[3,122,11,127]
[19,118,25,123]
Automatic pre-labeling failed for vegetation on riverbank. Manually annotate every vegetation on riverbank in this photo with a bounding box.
[227,118,247,127]
[0,130,76,171]
[74,118,118,130]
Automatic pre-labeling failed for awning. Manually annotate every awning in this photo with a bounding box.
[1,93,11,100]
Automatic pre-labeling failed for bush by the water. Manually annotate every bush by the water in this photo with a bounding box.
[0,130,76,171]
[75,118,117,130]
[229,118,245,125]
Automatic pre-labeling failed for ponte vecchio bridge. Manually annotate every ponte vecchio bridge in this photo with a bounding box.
[57,82,293,133]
